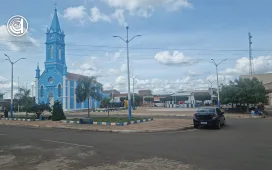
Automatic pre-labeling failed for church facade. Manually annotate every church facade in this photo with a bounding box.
[35,8,101,111]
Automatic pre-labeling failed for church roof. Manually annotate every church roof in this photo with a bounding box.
[67,72,88,80]
[50,8,61,33]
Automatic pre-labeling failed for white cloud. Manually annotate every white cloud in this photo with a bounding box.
[70,57,102,77]
[108,68,120,75]
[0,76,8,84]
[0,25,39,52]
[89,7,111,22]
[154,51,198,66]
[116,76,126,85]
[63,6,88,20]
[71,68,102,77]
[80,63,95,70]
[112,9,127,26]
[223,56,272,76]
[186,70,204,77]
[102,0,192,17]
[107,63,127,76]
[0,76,20,98]
[63,6,128,26]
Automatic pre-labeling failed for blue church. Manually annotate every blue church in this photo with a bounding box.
[35,8,102,111]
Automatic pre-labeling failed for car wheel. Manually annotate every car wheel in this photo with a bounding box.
[194,124,198,129]
[216,121,221,129]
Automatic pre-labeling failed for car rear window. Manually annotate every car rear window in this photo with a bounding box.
[197,108,215,114]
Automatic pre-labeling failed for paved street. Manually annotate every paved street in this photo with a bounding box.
[0,118,272,170]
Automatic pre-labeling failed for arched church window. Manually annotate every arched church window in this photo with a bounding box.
[50,45,53,59]
[58,84,61,97]
[40,85,44,98]
[58,47,61,60]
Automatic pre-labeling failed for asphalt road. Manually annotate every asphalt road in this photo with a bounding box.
[0,118,272,170]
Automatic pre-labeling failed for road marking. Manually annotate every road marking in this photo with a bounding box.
[134,129,198,135]
[41,139,93,148]
[0,134,7,136]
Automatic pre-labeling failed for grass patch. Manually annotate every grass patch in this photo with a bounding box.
[69,117,151,123]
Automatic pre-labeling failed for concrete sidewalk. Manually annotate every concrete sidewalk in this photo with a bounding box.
[0,119,193,133]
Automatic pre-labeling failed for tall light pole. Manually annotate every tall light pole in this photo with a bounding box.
[131,76,137,110]
[5,54,26,117]
[18,77,20,113]
[211,59,227,108]
[110,84,114,107]
[113,26,141,120]
[32,83,34,98]
[208,80,215,105]
[25,83,29,89]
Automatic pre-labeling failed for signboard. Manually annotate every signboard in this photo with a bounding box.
[154,97,160,102]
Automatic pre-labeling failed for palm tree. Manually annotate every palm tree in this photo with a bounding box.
[75,76,103,118]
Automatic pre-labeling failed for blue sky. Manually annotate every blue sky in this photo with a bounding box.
[1,0,272,97]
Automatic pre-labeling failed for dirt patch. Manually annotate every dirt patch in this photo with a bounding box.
[36,157,77,170]
[0,119,193,133]
[0,154,16,166]
[82,157,198,170]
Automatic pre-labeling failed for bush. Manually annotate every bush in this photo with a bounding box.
[51,100,66,121]
[27,102,51,119]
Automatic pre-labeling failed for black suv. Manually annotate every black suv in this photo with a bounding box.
[193,107,226,129]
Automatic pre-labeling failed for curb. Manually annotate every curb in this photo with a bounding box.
[0,121,193,133]
[0,117,37,121]
[60,120,80,124]
[61,118,153,126]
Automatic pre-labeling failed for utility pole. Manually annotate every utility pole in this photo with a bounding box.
[18,77,19,113]
[4,54,26,117]
[32,83,34,97]
[248,32,253,75]
[110,84,114,107]
[25,83,29,90]
[211,59,227,108]
[113,26,141,120]
[208,80,215,102]
[130,76,137,110]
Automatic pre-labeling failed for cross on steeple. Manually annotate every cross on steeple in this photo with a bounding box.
[54,1,57,10]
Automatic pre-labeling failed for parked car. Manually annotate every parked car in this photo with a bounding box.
[193,107,226,129]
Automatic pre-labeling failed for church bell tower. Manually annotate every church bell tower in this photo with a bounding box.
[45,8,66,74]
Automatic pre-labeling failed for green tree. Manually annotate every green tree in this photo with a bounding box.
[31,102,51,119]
[14,88,34,113]
[75,76,103,117]
[51,100,66,121]
[101,97,110,108]
[221,78,268,112]
[133,94,141,107]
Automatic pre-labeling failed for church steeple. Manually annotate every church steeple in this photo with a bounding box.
[45,7,66,75]
[35,63,40,78]
[50,8,61,33]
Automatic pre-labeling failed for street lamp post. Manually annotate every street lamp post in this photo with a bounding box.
[25,83,29,89]
[113,26,141,120]
[131,76,137,110]
[208,80,215,105]
[18,77,20,113]
[211,59,227,108]
[5,54,26,117]
[110,84,114,108]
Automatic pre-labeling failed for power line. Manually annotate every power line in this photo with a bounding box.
[1,39,272,52]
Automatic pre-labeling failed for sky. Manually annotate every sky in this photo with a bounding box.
[1,0,272,98]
